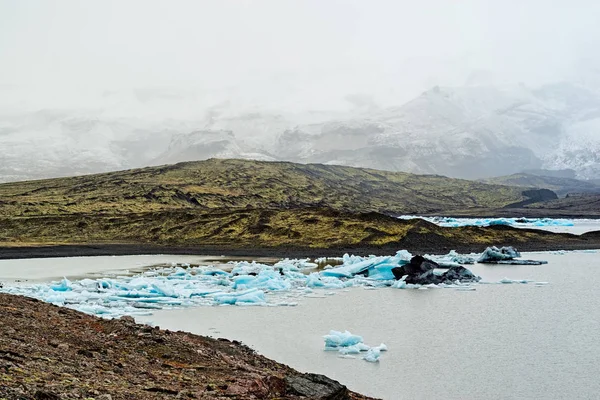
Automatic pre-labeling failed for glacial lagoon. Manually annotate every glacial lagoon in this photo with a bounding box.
[1,248,599,399]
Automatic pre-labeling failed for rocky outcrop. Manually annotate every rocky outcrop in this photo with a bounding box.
[285,373,350,400]
[0,293,374,400]
[391,255,480,284]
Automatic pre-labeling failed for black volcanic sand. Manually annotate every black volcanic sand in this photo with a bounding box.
[2,231,600,260]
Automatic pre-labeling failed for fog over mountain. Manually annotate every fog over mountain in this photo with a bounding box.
[2,0,600,181]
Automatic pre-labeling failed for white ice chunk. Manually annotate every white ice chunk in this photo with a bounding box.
[363,347,381,363]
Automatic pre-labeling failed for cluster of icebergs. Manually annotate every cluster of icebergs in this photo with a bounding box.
[399,216,575,228]
[0,250,547,318]
[324,330,387,363]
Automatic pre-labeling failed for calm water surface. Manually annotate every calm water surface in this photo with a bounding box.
[136,252,600,400]
[1,252,598,399]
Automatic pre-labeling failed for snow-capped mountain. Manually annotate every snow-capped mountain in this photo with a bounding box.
[1,82,599,182]
[153,129,275,165]
[271,83,600,179]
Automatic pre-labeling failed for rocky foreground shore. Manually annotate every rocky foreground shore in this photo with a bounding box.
[0,294,374,400]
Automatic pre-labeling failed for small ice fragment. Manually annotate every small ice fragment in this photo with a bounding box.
[374,343,388,352]
[363,347,381,363]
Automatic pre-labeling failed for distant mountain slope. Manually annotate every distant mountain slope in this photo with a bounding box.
[525,193,600,212]
[482,173,600,197]
[276,83,600,180]
[152,130,276,165]
[2,82,600,182]
[0,159,539,219]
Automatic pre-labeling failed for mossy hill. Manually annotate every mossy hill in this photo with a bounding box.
[0,159,538,218]
[2,159,596,253]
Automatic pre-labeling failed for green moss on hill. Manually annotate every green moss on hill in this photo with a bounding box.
[0,159,530,219]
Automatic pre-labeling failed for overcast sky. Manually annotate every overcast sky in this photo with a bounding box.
[1,0,600,111]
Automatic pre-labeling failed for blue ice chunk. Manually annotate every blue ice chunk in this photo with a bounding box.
[232,270,292,291]
[50,278,72,292]
[170,267,188,276]
[96,279,113,289]
[149,283,178,297]
[399,216,577,229]
[306,273,346,289]
[323,330,364,348]
[232,275,256,289]
[211,288,266,305]
[320,258,378,278]
[367,263,398,280]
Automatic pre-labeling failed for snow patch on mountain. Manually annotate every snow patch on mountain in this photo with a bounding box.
[1,81,599,182]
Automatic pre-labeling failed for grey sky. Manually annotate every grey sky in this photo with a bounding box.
[1,0,600,110]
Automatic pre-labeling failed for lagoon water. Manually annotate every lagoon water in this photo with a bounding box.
[133,252,600,399]
[1,251,599,399]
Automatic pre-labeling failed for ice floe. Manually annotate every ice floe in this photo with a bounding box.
[0,249,547,318]
[478,246,548,265]
[399,216,576,229]
[323,330,387,362]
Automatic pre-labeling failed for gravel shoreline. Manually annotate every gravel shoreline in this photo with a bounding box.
[1,238,600,260]
[0,293,375,400]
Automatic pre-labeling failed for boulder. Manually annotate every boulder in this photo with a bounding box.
[285,373,349,400]
[442,266,480,282]
[392,257,480,284]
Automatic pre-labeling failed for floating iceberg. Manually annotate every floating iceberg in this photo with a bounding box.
[323,330,387,362]
[0,250,539,319]
[211,288,266,305]
[324,330,364,349]
[363,347,381,363]
[478,246,548,265]
[391,255,481,285]
[399,216,575,229]
[428,250,476,267]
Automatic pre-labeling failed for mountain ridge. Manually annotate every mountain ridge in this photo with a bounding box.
[2,82,600,182]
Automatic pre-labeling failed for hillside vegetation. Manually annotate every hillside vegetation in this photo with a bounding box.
[3,159,593,252]
[0,159,534,219]
[1,207,596,253]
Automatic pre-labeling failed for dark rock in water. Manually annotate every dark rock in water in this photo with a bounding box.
[411,255,439,272]
[400,255,440,276]
[285,373,349,400]
[404,269,443,285]
[442,266,480,282]
[391,265,408,280]
[392,258,480,284]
